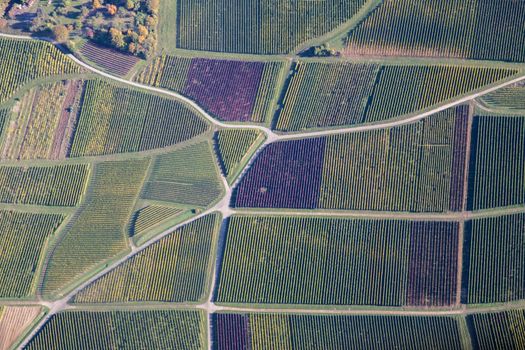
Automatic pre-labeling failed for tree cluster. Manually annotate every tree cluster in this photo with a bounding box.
[86,0,158,58]
[25,0,158,58]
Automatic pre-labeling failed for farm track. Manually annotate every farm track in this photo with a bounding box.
[4,299,525,317]
[2,32,525,348]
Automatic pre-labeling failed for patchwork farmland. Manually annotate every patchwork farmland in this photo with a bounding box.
[235,105,470,212]
[0,2,524,348]
[275,62,515,130]
[136,55,286,123]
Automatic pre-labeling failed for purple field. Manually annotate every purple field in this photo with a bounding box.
[448,106,469,212]
[184,59,264,121]
[233,138,326,208]
[215,314,250,350]
[80,42,139,76]
[406,222,459,307]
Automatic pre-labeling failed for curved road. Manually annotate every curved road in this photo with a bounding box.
[2,32,525,143]
[2,32,525,348]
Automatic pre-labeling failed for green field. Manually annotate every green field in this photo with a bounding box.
[0,38,82,104]
[176,0,367,54]
[129,205,184,237]
[469,309,525,349]
[465,213,525,304]
[320,106,464,212]
[275,61,378,130]
[217,215,459,306]
[73,213,220,303]
[275,62,514,130]
[344,0,525,62]
[69,80,209,157]
[43,159,149,297]
[26,310,206,349]
[0,211,64,298]
[141,141,223,207]
[0,164,89,206]
[468,115,525,210]
[215,129,264,183]
[479,84,525,111]
[2,82,69,160]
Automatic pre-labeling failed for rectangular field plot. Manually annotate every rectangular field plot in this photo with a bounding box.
[69,80,209,157]
[468,116,525,210]
[235,106,469,212]
[142,141,223,207]
[275,62,379,130]
[465,213,525,304]
[1,81,76,160]
[135,55,285,123]
[274,62,513,130]
[0,211,64,298]
[213,313,470,350]
[344,0,525,62]
[216,216,459,306]
[176,0,367,54]
[25,310,206,349]
[73,214,220,303]
[0,164,89,206]
[234,138,326,209]
[468,309,525,350]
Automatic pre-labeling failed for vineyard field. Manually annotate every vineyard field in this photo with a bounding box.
[0,38,82,104]
[79,41,139,76]
[235,106,469,211]
[0,211,64,298]
[213,313,470,349]
[129,205,184,237]
[465,213,525,304]
[0,109,8,141]
[274,62,514,130]
[0,164,89,206]
[480,83,525,111]
[344,0,525,62]
[217,215,458,306]
[469,309,525,350]
[1,80,83,160]
[73,214,220,303]
[43,159,149,296]
[142,141,223,207]
[407,222,459,307]
[364,65,513,123]
[0,306,41,350]
[26,310,206,349]
[215,129,264,183]
[468,116,525,210]
[177,0,367,54]
[275,62,378,130]
[69,80,208,157]
[234,138,326,209]
[135,55,285,123]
